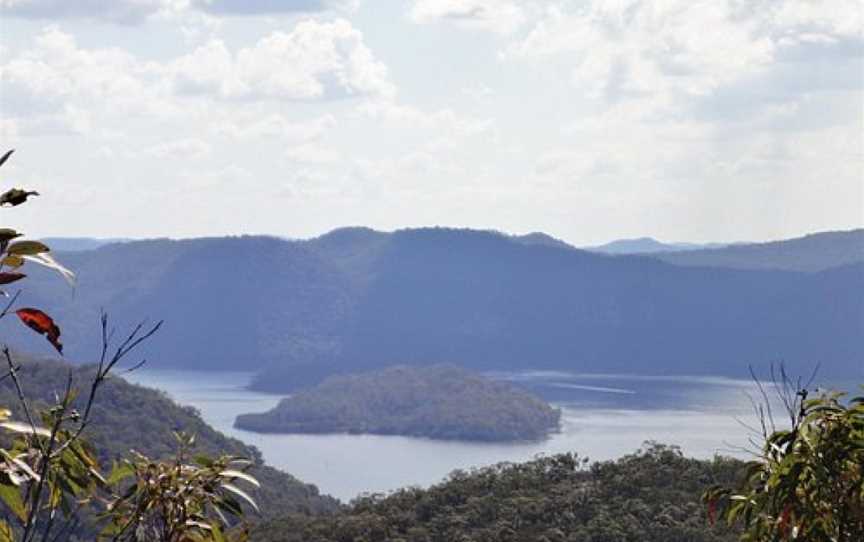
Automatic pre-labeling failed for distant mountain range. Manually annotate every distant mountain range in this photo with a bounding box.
[586,237,728,254]
[39,237,131,251]
[585,230,864,272]
[9,228,862,390]
[653,229,864,272]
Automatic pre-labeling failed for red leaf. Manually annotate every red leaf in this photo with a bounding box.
[778,504,792,538]
[0,272,25,285]
[15,308,62,354]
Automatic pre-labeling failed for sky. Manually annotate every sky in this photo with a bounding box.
[0,0,861,246]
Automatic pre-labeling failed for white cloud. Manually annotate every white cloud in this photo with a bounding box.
[0,0,179,23]
[503,2,777,104]
[0,117,19,142]
[502,0,862,112]
[170,19,396,100]
[409,0,525,35]
[212,113,337,141]
[191,0,354,15]
[285,143,341,164]
[356,101,493,135]
[0,0,355,23]
[0,19,393,139]
[145,138,212,159]
[461,84,493,101]
[0,26,179,133]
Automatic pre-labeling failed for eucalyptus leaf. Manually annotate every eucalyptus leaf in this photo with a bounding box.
[0,229,22,243]
[219,483,259,514]
[22,253,75,286]
[6,240,49,256]
[218,470,260,488]
[0,484,25,522]
[0,188,39,207]
[0,255,24,269]
[0,420,52,437]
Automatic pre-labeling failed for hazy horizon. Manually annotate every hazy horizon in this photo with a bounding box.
[36,224,864,248]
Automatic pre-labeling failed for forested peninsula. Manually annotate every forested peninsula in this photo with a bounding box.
[235,365,561,442]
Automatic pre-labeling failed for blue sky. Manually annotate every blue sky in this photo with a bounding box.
[0,0,861,244]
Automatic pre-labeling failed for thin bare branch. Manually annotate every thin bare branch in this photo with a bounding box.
[122,359,148,374]
[1,346,46,455]
[52,315,161,460]
[0,289,22,320]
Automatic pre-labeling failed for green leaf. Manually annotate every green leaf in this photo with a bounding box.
[0,229,22,243]
[218,470,260,489]
[0,188,39,208]
[107,461,135,486]
[215,495,243,517]
[219,483,259,514]
[0,482,26,522]
[211,522,226,542]
[6,240,49,256]
[194,454,214,468]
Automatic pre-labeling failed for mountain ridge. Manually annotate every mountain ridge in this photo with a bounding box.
[585,237,728,254]
[8,227,861,390]
[653,228,864,272]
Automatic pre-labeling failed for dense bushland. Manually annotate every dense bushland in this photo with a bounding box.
[253,444,743,542]
[236,365,561,441]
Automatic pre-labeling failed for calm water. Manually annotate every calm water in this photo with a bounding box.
[125,369,790,502]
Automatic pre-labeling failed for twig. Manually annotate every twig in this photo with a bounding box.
[2,346,46,455]
[22,375,71,542]
[0,290,22,320]
[52,314,162,459]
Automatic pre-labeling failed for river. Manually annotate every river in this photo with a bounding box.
[125,369,784,502]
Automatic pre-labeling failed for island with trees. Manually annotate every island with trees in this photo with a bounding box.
[235,364,562,442]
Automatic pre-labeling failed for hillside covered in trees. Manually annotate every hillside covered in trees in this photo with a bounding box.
[0,354,340,519]
[653,229,864,272]
[253,443,743,542]
[236,365,561,441]
[11,228,863,392]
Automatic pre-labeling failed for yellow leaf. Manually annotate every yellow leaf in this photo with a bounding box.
[0,255,23,269]
[0,519,14,542]
[6,240,49,256]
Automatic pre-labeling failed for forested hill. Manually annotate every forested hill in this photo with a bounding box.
[9,228,863,388]
[0,354,340,518]
[253,444,743,542]
[653,229,864,272]
[237,365,561,441]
